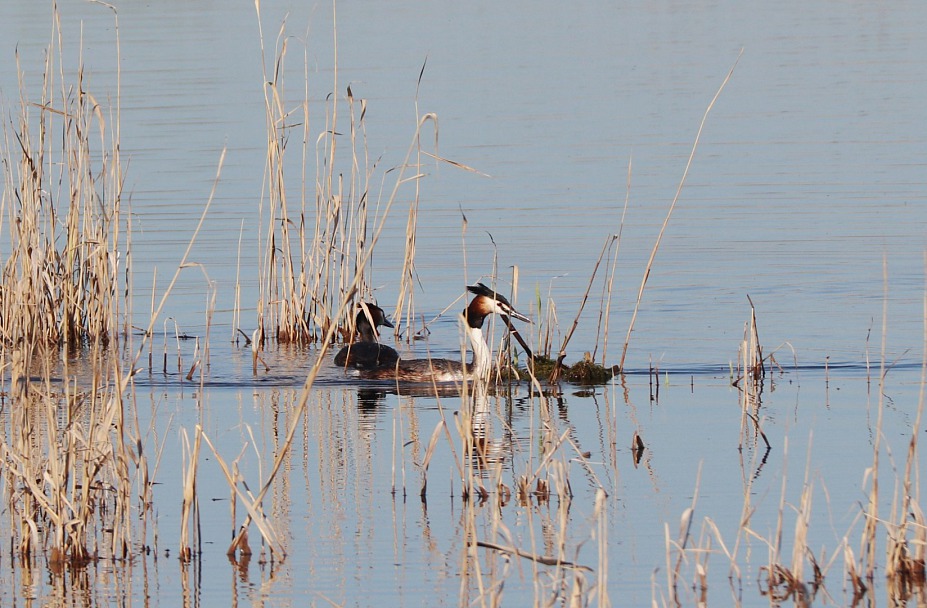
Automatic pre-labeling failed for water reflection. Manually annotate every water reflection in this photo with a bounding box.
[468,387,514,478]
[0,352,922,606]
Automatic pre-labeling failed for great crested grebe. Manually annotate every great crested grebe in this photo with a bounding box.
[361,283,530,383]
[334,303,400,370]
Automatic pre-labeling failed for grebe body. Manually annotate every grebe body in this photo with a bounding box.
[334,303,399,370]
[362,284,529,383]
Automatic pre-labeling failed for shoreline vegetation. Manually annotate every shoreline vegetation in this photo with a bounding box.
[0,5,924,607]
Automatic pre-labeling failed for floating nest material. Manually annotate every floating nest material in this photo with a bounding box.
[507,354,617,385]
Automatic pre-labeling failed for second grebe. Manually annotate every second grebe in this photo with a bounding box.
[361,283,530,383]
[334,303,399,370]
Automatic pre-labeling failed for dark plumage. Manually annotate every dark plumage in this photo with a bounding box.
[334,303,399,370]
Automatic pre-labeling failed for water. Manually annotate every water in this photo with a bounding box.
[1,0,926,605]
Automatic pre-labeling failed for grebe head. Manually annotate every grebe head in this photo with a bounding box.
[354,302,393,341]
[464,283,531,327]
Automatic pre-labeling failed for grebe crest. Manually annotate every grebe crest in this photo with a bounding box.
[334,303,399,370]
[361,283,530,383]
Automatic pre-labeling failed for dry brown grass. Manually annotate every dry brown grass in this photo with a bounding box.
[883,260,927,601]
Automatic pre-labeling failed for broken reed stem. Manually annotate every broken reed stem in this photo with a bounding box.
[737,298,768,450]
[475,540,592,572]
[199,428,285,557]
[619,49,742,371]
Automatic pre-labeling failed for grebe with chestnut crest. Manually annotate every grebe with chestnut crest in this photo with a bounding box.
[334,303,399,370]
[361,283,530,383]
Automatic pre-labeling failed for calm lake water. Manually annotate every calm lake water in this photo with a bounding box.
[1,0,926,606]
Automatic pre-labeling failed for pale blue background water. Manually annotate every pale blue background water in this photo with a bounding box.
[1,1,926,605]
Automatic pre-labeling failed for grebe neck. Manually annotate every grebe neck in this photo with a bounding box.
[355,320,378,343]
[464,312,493,380]
[469,326,493,379]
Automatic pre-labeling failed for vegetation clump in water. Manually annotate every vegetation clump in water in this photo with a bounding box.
[511,354,616,385]
[563,357,616,384]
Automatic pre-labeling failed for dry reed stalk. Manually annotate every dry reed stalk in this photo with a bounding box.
[392,60,431,340]
[391,409,398,495]
[178,427,201,561]
[232,219,245,343]
[700,517,745,603]
[619,50,742,371]
[596,240,620,368]
[419,419,445,501]
[859,256,889,583]
[592,488,610,607]
[884,262,927,598]
[663,465,701,606]
[734,299,771,451]
[597,158,632,368]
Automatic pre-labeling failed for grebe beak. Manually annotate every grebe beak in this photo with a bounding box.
[505,308,531,324]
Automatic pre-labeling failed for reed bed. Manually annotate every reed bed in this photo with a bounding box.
[253,7,395,347]
[0,5,226,572]
[0,8,144,568]
[251,6,461,358]
[0,52,123,349]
